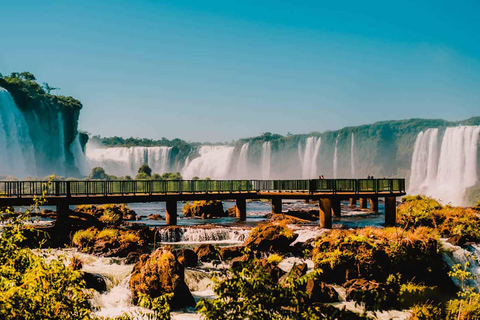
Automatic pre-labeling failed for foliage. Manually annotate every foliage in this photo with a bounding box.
[161,172,182,180]
[138,164,152,177]
[136,293,172,320]
[197,262,369,320]
[89,167,107,180]
[445,257,480,320]
[398,196,480,245]
[71,227,142,254]
[409,303,444,320]
[136,172,151,180]
[266,253,283,265]
[0,178,93,319]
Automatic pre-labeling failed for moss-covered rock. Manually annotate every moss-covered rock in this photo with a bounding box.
[129,247,195,309]
[243,222,298,252]
[183,201,225,218]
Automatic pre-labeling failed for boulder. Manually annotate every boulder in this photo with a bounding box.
[243,223,298,253]
[305,278,339,303]
[194,244,220,262]
[147,214,165,221]
[256,259,286,283]
[231,253,253,269]
[279,263,308,283]
[225,206,237,217]
[83,272,108,293]
[130,247,195,309]
[183,200,226,218]
[219,246,244,261]
[175,249,198,268]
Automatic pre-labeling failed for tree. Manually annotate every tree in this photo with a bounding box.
[42,82,60,94]
[152,173,162,180]
[138,164,152,177]
[88,167,107,180]
[18,72,36,81]
[136,172,150,180]
[161,172,183,180]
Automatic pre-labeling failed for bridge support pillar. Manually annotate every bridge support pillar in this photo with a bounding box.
[332,197,341,217]
[369,197,379,212]
[272,197,282,214]
[55,204,69,226]
[166,200,177,226]
[349,197,357,207]
[385,196,396,227]
[319,198,332,229]
[236,198,246,221]
[359,197,368,209]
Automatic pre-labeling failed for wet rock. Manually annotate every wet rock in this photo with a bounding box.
[225,206,237,217]
[175,249,198,268]
[279,263,308,283]
[183,200,225,218]
[231,253,253,269]
[243,222,298,253]
[256,259,286,283]
[147,214,164,221]
[130,247,195,309]
[306,278,339,303]
[83,272,108,293]
[194,244,220,262]
[219,246,244,261]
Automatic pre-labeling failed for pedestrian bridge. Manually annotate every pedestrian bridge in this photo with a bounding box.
[0,178,406,228]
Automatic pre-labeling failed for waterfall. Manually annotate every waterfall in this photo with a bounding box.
[261,141,271,180]
[70,134,89,176]
[409,126,480,205]
[156,227,250,244]
[301,137,322,179]
[350,133,355,178]
[57,112,67,175]
[85,142,173,177]
[333,137,339,179]
[236,143,249,179]
[0,88,36,177]
[181,145,234,179]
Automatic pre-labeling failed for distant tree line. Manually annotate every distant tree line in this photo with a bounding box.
[88,165,183,181]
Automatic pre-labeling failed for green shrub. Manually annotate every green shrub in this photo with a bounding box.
[266,253,283,265]
[409,303,444,320]
[72,228,97,251]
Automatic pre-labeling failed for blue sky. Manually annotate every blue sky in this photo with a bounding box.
[1,0,480,142]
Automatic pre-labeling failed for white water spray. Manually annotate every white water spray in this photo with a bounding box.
[0,88,36,177]
[261,141,271,180]
[350,133,355,178]
[181,146,234,179]
[409,126,480,205]
[301,137,321,179]
[236,143,249,179]
[86,143,172,177]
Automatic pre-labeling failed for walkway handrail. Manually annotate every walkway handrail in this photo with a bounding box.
[0,179,406,198]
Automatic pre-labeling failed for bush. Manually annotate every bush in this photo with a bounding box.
[72,228,97,251]
[197,261,369,319]
[409,303,444,320]
[0,180,93,318]
[267,253,283,265]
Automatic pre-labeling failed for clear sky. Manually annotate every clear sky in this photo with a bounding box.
[1,0,479,142]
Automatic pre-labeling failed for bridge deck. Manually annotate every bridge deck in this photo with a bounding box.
[0,179,406,228]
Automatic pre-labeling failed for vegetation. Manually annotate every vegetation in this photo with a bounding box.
[71,227,141,254]
[312,226,450,311]
[89,167,108,180]
[197,261,369,319]
[398,196,480,245]
[0,181,92,319]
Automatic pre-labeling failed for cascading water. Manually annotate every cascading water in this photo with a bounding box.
[261,141,271,180]
[301,137,321,179]
[350,133,355,178]
[70,134,89,176]
[333,137,339,179]
[181,146,234,179]
[236,143,249,179]
[156,227,250,244]
[409,126,480,205]
[85,142,172,177]
[0,88,36,177]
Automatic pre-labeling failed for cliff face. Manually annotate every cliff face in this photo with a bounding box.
[0,74,83,177]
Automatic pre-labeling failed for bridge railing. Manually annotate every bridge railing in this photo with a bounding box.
[0,178,405,197]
